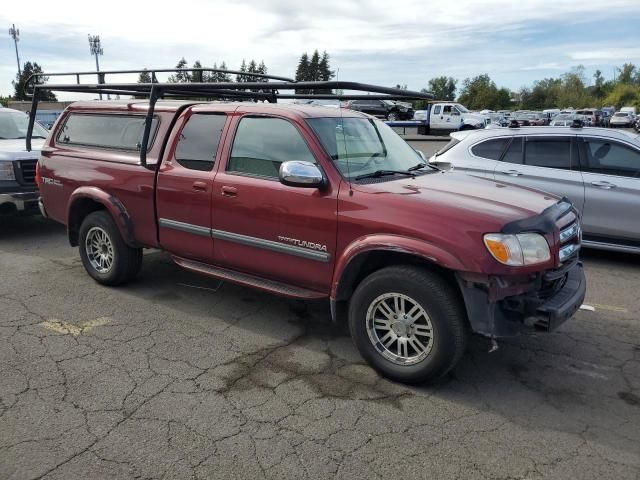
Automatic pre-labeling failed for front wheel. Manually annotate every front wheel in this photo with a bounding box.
[387,112,398,121]
[349,266,468,384]
[78,211,142,286]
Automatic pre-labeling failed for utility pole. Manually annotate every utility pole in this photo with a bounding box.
[88,34,104,100]
[9,24,21,78]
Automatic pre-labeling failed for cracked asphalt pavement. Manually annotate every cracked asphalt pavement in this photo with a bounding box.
[1,216,639,480]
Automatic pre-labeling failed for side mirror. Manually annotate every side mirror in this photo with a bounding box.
[279,161,325,188]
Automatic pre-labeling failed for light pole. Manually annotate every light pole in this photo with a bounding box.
[9,24,21,78]
[88,34,104,99]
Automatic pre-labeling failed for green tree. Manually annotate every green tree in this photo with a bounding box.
[12,61,57,101]
[457,74,502,110]
[168,58,191,83]
[427,76,457,101]
[137,69,152,83]
[236,59,247,83]
[309,50,321,81]
[192,60,204,83]
[318,51,334,81]
[556,66,593,108]
[295,53,310,93]
[603,83,640,109]
[218,62,232,82]
[0,96,10,107]
[592,70,606,99]
[616,63,637,85]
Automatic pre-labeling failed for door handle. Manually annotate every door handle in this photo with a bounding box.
[591,181,616,189]
[499,169,523,177]
[221,186,238,197]
[192,181,207,192]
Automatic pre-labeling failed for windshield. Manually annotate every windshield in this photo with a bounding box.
[307,117,427,179]
[555,114,572,121]
[455,104,469,113]
[0,111,49,139]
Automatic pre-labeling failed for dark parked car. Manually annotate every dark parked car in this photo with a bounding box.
[344,99,414,121]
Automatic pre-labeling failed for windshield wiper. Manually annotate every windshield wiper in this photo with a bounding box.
[355,170,415,180]
[407,162,427,171]
[407,161,439,173]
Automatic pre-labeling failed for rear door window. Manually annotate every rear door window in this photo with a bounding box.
[501,137,524,164]
[470,138,509,160]
[57,113,158,150]
[433,106,441,115]
[581,138,640,178]
[174,114,226,171]
[524,137,572,169]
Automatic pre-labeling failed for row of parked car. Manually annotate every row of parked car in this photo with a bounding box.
[476,107,639,129]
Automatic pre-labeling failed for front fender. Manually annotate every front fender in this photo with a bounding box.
[67,186,137,246]
[331,234,468,298]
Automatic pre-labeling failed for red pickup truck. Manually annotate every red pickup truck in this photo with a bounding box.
[34,95,585,384]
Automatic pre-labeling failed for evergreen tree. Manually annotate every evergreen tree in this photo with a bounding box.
[219,62,232,82]
[168,58,191,83]
[295,53,309,81]
[295,53,310,94]
[192,60,203,83]
[236,60,247,83]
[137,69,152,83]
[12,61,57,101]
[309,50,321,81]
[318,51,334,81]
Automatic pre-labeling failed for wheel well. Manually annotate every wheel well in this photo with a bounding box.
[335,250,460,307]
[68,198,106,246]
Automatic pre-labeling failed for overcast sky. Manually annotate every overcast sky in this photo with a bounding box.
[1,0,640,100]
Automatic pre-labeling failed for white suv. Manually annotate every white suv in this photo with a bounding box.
[430,125,640,253]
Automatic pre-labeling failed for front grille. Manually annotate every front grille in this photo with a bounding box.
[16,160,37,186]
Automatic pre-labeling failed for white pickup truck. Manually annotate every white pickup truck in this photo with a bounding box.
[412,102,489,134]
[0,107,47,216]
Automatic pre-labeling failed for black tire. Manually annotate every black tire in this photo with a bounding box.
[348,265,468,384]
[459,124,474,131]
[387,111,398,121]
[78,211,142,286]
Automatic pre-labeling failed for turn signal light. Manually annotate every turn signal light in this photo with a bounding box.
[484,238,511,264]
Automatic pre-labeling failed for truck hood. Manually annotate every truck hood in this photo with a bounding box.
[0,138,45,161]
[354,170,559,229]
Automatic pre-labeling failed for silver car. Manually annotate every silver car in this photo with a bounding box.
[430,126,640,253]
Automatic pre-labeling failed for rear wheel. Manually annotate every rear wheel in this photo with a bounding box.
[387,111,399,121]
[78,211,142,286]
[348,265,468,384]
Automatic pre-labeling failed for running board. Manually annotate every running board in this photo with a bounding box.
[171,256,327,299]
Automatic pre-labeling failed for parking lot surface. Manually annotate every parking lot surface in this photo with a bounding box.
[1,215,639,480]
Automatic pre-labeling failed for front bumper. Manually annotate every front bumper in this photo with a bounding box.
[0,191,40,215]
[458,262,586,337]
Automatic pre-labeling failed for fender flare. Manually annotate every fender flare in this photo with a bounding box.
[67,187,137,246]
[330,234,469,299]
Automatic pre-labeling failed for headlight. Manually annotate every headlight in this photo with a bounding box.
[484,233,550,266]
[0,163,16,181]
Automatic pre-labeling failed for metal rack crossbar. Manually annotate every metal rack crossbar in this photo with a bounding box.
[25,68,435,166]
